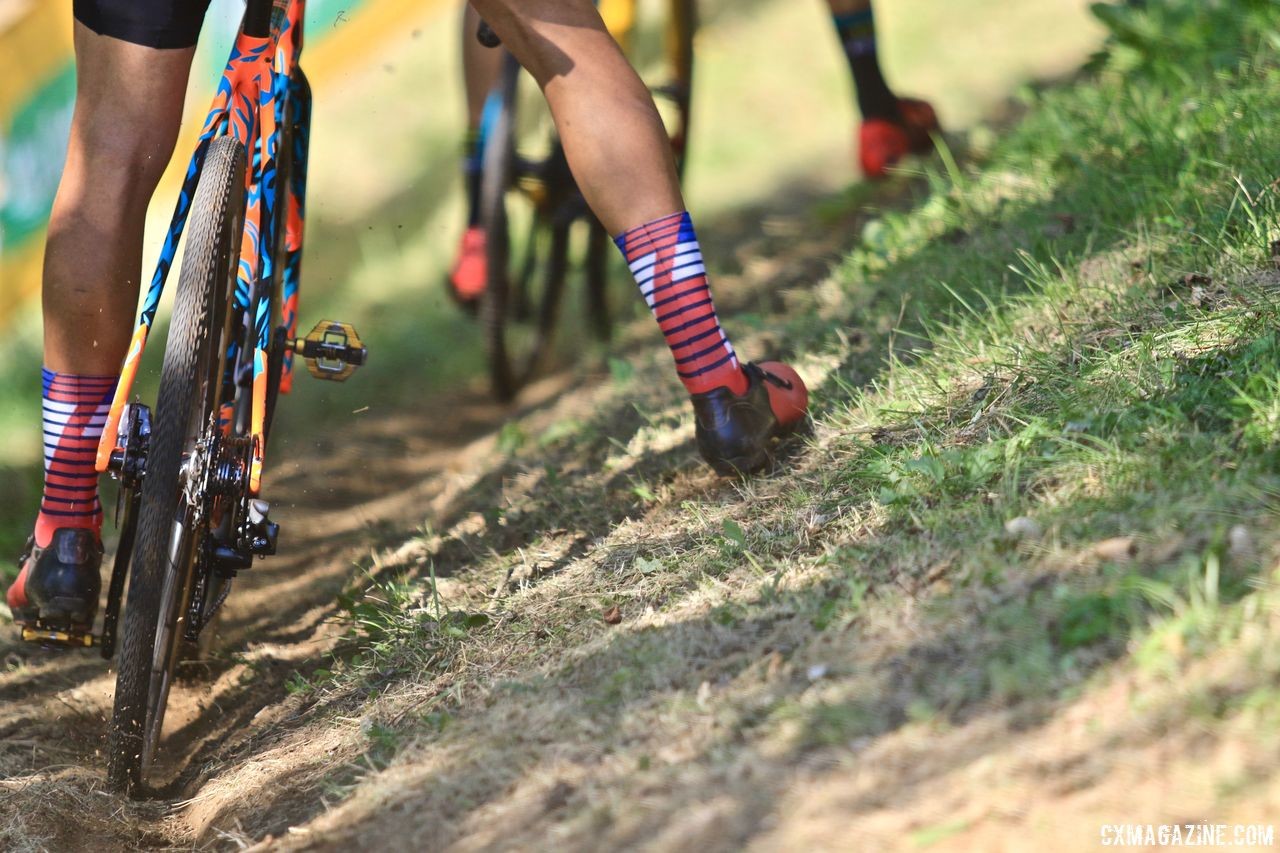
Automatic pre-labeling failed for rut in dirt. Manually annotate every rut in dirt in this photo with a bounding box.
[0,169,876,851]
[0,378,571,797]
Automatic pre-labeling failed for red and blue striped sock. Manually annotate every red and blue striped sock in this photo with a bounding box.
[614,211,748,396]
[35,368,117,548]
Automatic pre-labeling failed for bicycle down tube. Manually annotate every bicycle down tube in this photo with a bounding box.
[95,0,307,498]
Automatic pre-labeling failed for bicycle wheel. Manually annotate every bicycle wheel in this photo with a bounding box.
[480,57,572,401]
[107,136,245,795]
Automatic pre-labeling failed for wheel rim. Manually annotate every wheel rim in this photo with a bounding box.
[482,61,574,399]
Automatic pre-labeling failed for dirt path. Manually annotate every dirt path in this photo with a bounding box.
[12,131,1272,851]
[0,0,1133,846]
[0,371,580,850]
[0,165,870,849]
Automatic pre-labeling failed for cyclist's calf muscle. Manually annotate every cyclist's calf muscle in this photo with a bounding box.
[468,0,683,234]
[44,23,196,374]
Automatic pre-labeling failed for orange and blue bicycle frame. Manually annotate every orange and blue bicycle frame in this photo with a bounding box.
[96,0,310,496]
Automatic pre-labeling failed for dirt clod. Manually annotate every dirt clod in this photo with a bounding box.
[543,780,575,812]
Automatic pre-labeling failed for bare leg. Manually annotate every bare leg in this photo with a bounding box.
[42,23,195,374]
[449,5,507,301]
[468,0,682,235]
[38,25,189,545]
[8,24,196,614]
[467,0,809,473]
[462,4,504,130]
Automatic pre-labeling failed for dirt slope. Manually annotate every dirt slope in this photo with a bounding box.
[0,375,572,849]
[14,3,1279,850]
[0,170,869,850]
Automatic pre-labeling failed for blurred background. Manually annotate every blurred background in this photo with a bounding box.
[0,0,1104,565]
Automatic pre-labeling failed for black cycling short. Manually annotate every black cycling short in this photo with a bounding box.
[73,0,214,49]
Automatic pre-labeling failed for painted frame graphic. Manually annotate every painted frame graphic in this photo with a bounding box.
[95,0,311,498]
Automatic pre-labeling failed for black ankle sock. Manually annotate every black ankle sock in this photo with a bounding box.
[462,130,483,228]
[833,6,900,121]
[850,54,899,121]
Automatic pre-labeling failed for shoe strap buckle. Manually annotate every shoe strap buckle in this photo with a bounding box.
[15,536,34,570]
[755,365,793,390]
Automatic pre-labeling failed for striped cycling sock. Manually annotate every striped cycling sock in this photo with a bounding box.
[833,3,898,120]
[614,211,748,396]
[35,368,117,548]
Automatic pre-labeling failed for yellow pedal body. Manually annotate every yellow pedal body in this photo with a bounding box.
[517,175,548,206]
[22,625,95,648]
[291,320,368,382]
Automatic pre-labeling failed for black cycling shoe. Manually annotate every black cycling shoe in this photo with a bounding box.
[692,361,809,476]
[7,528,103,632]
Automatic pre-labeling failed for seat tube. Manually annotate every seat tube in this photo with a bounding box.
[243,0,274,36]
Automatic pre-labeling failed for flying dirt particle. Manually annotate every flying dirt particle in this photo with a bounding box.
[352,406,370,415]
[602,605,622,625]
[1003,516,1043,541]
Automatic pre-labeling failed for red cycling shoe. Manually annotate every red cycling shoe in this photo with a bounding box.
[448,226,488,306]
[859,97,941,179]
[691,361,809,476]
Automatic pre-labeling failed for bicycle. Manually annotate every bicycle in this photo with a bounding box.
[476,0,698,401]
[17,0,364,795]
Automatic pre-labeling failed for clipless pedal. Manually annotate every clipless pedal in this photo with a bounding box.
[291,320,368,382]
[20,620,96,649]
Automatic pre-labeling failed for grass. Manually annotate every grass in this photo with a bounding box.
[0,0,1103,575]
[217,0,1280,845]
[8,0,1280,847]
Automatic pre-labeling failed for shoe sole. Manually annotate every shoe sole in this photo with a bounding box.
[31,596,96,627]
[445,273,483,314]
[707,447,771,477]
[707,416,812,477]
